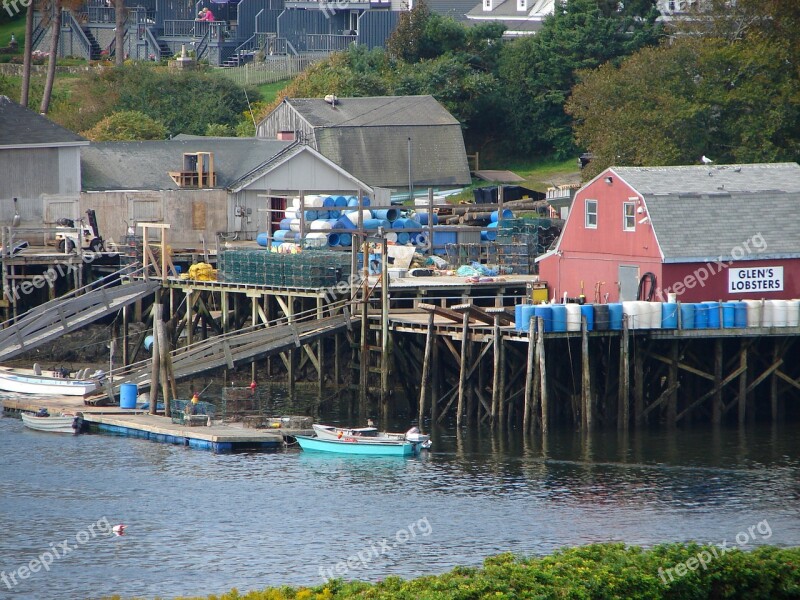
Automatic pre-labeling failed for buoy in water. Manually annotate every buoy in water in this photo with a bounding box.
[112,524,126,536]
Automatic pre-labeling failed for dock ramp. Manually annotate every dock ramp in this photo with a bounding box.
[0,267,159,362]
[112,312,354,390]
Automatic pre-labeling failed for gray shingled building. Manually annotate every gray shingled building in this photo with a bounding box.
[0,96,89,228]
[256,95,472,193]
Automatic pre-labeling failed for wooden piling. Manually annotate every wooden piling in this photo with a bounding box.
[418,313,435,428]
[581,315,592,431]
[770,341,779,422]
[537,317,548,433]
[667,340,678,426]
[491,315,501,424]
[618,317,629,430]
[713,339,723,425]
[633,341,644,426]
[456,311,470,428]
[523,317,535,432]
[149,301,161,415]
[738,340,748,425]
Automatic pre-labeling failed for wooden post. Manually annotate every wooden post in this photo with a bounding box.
[581,315,592,432]
[713,338,723,425]
[633,340,644,426]
[359,230,369,419]
[536,317,548,433]
[667,340,678,426]
[456,311,470,428]
[770,340,779,422]
[149,301,161,415]
[418,312,435,429]
[523,316,535,432]
[288,297,296,400]
[618,317,629,430]
[334,333,340,388]
[122,304,129,367]
[380,235,389,422]
[318,296,325,398]
[491,315,501,424]
[431,334,439,425]
[738,340,747,425]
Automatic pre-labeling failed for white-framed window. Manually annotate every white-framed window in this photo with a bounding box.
[623,202,636,231]
[585,199,597,229]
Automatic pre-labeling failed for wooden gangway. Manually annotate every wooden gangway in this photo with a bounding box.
[109,310,355,391]
[0,266,159,362]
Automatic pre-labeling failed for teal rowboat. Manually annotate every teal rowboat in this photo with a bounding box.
[295,434,418,456]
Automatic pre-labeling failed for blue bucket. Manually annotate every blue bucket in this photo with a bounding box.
[661,302,679,329]
[733,301,748,328]
[608,303,624,330]
[120,383,138,409]
[534,306,553,332]
[680,303,696,329]
[580,304,594,331]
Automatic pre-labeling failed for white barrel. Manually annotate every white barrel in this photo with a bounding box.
[647,301,662,329]
[309,219,334,231]
[302,194,324,208]
[772,300,788,327]
[386,231,398,243]
[762,300,774,327]
[622,301,640,329]
[289,218,302,232]
[787,300,800,327]
[284,209,299,219]
[744,300,762,327]
[345,209,372,224]
[304,232,328,248]
[290,196,300,209]
[565,304,582,331]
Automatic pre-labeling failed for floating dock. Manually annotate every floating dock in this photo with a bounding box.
[2,396,284,453]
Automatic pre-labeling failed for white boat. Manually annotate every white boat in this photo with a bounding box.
[21,410,84,434]
[312,424,431,448]
[0,371,102,396]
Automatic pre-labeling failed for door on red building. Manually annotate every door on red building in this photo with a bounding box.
[619,265,640,301]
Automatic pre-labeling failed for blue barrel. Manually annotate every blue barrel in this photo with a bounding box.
[722,301,736,328]
[335,216,356,231]
[482,221,498,241]
[534,306,553,332]
[490,209,513,222]
[608,303,624,330]
[580,304,594,331]
[515,304,523,332]
[339,233,352,246]
[302,210,317,221]
[733,301,748,328]
[694,303,709,329]
[397,231,410,245]
[120,383,137,409]
[347,196,371,208]
[519,305,536,333]
[704,301,720,328]
[550,304,567,332]
[391,218,406,230]
[594,304,610,331]
[273,230,289,243]
[373,209,400,222]
[279,218,293,230]
[328,233,341,247]
[413,232,428,247]
[418,212,438,226]
[334,195,348,208]
[322,195,336,208]
[404,219,422,231]
[144,335,154,351]
[661,302,679,329]
[680,303,696,329]
[256,232,268,247]
[362,218,385,230]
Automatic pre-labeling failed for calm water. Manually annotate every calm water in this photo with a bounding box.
[1,402,799,600]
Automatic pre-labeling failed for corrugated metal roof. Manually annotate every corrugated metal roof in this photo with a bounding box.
[285,96,461,128]
[0,95,87,148]
[80,138,294,191]
[611,164,800,261]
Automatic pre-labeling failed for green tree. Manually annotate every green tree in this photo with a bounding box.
[386,0,432,63]
[205,123,234,136]
[80,110,167,140]
[498,0,660,158]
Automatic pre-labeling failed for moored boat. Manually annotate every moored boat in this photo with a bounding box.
[0,370,102,396]
[295,434,419,456]
[21,409,84,434]
[312,423,431,448]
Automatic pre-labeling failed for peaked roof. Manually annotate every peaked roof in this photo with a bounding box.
[612,163,800,262]
[0,95,88,149]
[284,95,461,129]
[81,138,294,191]
[426,0,479,20]
[270,96,471,188]
[467,0,554,20]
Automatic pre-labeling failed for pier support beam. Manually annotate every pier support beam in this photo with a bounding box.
[581,316,592,432]
[633,341,644,427]
[713,339,723,425]
[668,341,678,427]
[618,317,629,430]
[418,313,435,428]
[492,315,501,425]
[738,340,748,425]
[536,317,548,433]
[456,311,470,428]
[523,317,535,433]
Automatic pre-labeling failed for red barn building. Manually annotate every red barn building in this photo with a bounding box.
[537,163,800,303]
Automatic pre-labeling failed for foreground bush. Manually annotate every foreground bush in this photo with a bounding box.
[103,543,800,599]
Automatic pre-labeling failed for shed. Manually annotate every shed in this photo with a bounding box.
[536,163,800,302]
[256,95,472,191]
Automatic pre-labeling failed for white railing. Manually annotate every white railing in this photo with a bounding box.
[218,55,317,85]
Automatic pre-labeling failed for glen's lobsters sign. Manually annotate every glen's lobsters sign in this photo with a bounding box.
[729,267,784,292]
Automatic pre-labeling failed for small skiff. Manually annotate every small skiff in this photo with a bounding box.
[21,410,84,434]
[0,371,100,397]
[295,434,419,456]
[312,423,431,448]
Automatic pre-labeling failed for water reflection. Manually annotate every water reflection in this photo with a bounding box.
[0,411,798,600]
